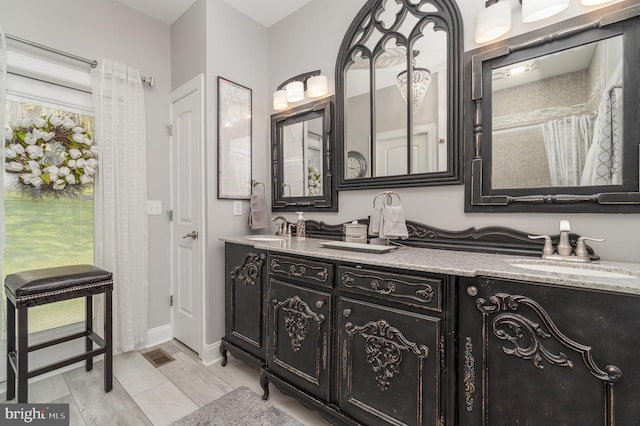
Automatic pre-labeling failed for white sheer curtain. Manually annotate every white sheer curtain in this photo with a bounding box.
[91,59,148,352]
[580,86,622,186]
[0,26,7,362]
[541,114,593,187]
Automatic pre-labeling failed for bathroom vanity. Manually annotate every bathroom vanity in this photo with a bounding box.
[220,222,640,425]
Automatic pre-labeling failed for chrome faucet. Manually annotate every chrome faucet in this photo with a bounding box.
[272,216,289,236]
[556,219,572,257]
[528,220,604,263]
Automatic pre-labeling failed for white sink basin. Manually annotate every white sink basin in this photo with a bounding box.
[508,260,637,279]
[246,236,285,242]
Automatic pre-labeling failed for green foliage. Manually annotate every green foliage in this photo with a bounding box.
[3,191,94,333]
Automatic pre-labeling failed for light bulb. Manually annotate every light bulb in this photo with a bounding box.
[273,90,288,110]
[307,75,328,98]
[285,81,304,102]
[521,0,569,23]
[475,1,512,44]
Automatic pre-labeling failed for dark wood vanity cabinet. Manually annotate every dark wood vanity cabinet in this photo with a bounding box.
[458,277,640,426]
[262,254,451,425]
[268,278,332,400]
[220,243,268,366]
[337,264,448,425]
[337,297,442,426]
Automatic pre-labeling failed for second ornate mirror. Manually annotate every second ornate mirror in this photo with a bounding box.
[271,97,336,211]
[335,0,463,190]
[465,4,640,213]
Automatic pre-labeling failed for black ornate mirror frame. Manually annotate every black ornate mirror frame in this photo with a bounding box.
[271,96,337,212]
[335,0,463,190]
[465,4,640,213]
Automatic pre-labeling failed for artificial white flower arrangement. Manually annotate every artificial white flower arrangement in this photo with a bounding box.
[307,162,321,196]
[4,114,98,193]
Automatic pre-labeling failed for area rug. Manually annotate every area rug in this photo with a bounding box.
[172,386,304,426]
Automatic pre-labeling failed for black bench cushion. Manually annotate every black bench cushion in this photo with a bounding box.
[5,265,112,297]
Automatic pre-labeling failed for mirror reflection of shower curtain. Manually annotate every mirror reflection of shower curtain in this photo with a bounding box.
[580,86,622,186]
[541,114,594,187]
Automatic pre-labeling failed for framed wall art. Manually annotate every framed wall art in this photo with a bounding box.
[217,76,252,199]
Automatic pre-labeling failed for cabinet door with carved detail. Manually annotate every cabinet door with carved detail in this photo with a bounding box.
[458,277,640,426]
[338,297,442,426]
[268,278,332,401]
[224,243,267,360]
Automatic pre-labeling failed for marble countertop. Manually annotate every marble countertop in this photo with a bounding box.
[220,235,640,296]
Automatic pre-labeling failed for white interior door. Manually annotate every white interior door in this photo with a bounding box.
[170,75,204,354]
[376,125,436,175]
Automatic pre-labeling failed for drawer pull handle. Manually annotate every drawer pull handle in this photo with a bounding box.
[343,308,351,317]
[316,301,324,309]
[467,286,478,297]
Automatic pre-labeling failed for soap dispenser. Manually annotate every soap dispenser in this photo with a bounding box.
[295,211,306,238]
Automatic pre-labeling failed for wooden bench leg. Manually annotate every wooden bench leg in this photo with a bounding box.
[6,300,15,401]
[86,295,93,371]
[17,307,28,403]
[105,290,112,393]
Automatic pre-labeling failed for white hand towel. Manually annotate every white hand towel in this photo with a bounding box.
[248,192,269,230]
[369,206,383,236]
[380,205,408,239]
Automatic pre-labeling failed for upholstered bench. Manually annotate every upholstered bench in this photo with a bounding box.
[5,264,113,403]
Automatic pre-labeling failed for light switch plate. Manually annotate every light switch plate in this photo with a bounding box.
[233,201,242,216]
[147,200,162,215]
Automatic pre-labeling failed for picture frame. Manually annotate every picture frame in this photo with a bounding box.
[217,76,252,199]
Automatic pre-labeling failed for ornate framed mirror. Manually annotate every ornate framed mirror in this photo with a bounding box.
[465,4,640,213]
[271,96,337,212]
[335,0,463,190]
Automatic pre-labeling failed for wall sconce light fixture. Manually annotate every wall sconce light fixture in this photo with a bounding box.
[273,70,328,111]
[475,0,618,44]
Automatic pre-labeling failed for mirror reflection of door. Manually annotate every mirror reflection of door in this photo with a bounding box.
[375,125,439,175]
[281,117,323,197]
[491,35,623,189]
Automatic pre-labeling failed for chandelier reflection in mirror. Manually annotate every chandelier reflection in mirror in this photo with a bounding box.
[396,51,432,113]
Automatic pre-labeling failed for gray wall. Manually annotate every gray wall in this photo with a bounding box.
[171,0,269,345]
[267,0,638,263]
[171,0,206,90]
[203,1,269,344]
[0,0,172,331]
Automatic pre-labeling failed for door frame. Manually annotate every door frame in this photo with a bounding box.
[169,74,206,356]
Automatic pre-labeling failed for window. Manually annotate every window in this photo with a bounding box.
[4,67,94,333]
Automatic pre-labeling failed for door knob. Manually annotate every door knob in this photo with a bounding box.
[182,231,198,239]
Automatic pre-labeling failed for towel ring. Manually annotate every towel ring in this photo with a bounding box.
[373,191,401,207]
[252,180,265,193]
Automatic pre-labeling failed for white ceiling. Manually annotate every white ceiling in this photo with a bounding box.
[117,0,312,27]
[222,0,313,28]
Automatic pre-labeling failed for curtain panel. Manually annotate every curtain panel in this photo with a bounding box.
[0,26,7,346]
[91,59,148,352]
[541,114,593,187]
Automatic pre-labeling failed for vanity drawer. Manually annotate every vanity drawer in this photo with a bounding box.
[269,254,334,289]
[338,265,442,312]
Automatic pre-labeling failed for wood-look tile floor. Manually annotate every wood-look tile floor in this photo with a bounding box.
[5,340,332,426]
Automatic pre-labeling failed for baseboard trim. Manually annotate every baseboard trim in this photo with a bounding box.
[143,324,221,366]
[201,340,222,366]
[145,323,173,348]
